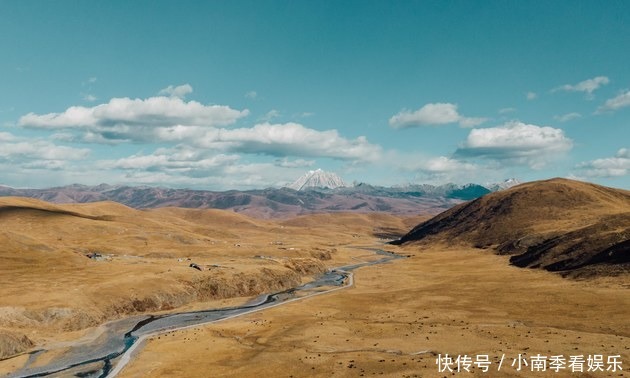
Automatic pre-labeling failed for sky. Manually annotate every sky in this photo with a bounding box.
[1,0,629,190]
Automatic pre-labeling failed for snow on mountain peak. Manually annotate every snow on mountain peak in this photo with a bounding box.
[287,169,347,191]
[485,178,522,191]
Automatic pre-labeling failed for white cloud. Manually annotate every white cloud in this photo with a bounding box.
[597,90,630,113]
[389,151,485,184]
[158,84,193,99]
[0,132,17,142]
[575,148,630,177]
[83,94,97,102]
[459,116,488,128]
[259,109,281,122]
[88,77,97,84]
[274,157,315,168]
[198,122,382,162]
[100,148,303,189]
[17,93,379,166]
[21,160,68,170]
[553,112,582,122]
[553,76,609,95]
[19,96,249,143]
[423,156,477,173]
[526,92,537,100]
[498,107,516,114]
[389,103,487,128]
[0,132,90,170]
[455,121,573,168]
[423,156,470,172]
[104,146,240,177]
[245,91,257,99]
[91,120,380,173]
[119,163,288,190]
[0,141,88,161]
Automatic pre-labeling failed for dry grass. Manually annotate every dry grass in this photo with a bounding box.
[0,197,412,361]
[118,244,630,377]
[397,178,630,274]
[1,193,628,377]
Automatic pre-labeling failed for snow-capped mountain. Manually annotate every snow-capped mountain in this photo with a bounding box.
[485,178,522,192]
[287,169,347,191]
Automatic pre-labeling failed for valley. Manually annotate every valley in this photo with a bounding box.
[0,178,628,377]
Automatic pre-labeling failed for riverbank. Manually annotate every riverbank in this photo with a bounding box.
[2,248,399,377]
[0,201,421,363]
[118,244,630,377]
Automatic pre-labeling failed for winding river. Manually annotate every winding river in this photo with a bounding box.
[5,248,402,378]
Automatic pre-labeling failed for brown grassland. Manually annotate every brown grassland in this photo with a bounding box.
[117,244,629,377]
[0,179,628,377]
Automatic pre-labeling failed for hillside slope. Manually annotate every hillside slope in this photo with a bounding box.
[393,178,630,275]
[0,196,415,359]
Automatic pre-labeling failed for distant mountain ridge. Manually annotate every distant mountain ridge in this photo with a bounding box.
[0,178,520,219]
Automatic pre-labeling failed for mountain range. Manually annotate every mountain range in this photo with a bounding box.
[0,178,519,219]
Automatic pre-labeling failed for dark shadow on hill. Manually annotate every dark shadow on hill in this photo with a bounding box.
[390,178,630,277]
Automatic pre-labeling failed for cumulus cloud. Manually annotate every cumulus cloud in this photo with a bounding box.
[455,121,573,168]
[17,93,379,165]
[158,84,193,99]
[103,146,240,178]
[389,103,487,128]
[9,86,390,188]
[0,132,90,172]
[100,148,303,189]
[526,92,537,100]
[198,122,382,162]
[553,112,582,122]
[274,157,315,168]
[575,148,630,177]
[0,132,17,142]
[597,90,630,113]
[245,91,257,99]
[401,156,477,174]
[19,95,249,143]
[553,76,609,95]
[93,121,380,182]
[0,141,88,161]
[390,151,484,183]
[422,156,477,173]
[259,109,281,122]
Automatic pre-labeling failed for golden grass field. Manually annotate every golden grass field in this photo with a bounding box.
[117,244,629,377]
[0,189,628,377]
[0,196,422,374]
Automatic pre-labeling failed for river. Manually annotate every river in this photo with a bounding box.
[5,248,402,378]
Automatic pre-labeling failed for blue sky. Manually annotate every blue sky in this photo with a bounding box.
[1,0,629,189]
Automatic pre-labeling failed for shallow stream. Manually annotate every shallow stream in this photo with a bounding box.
[6,248,401,378]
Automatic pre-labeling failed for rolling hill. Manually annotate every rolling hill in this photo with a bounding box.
[392,178,630,276]
[0,196,417,359]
